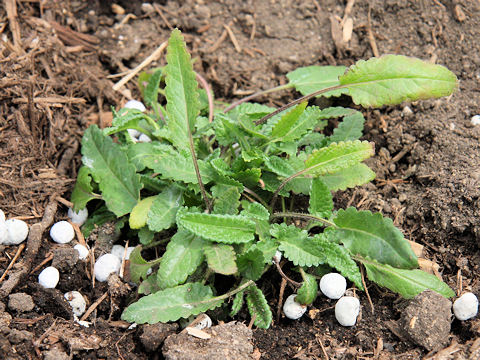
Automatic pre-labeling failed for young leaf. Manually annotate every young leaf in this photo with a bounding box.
[81,125,141,217]
[272,224,324,267]
[237,249,264,281]
[287,65,348,97]
[121,282,222,324]
[328,111,365,143]
[130,196,157,229]
[165,29,200,149]
[147,186,183,232]
[176,208,256,244]
[309,179,333,218]
[129,246,162,283]
[230,289,245,316]
[157,229,205,288]
[270,102,307,140]
[246,285,272,329]
[304,140,374,176]
[360,257,455,299]
[103,109,156,137]
[71,166,98,211]
[340,55,458,107]
[296,271,318,305]
[312,234,363,290]
[332,208,418,269]
[264,156,295,177]
[203,243,238,275]
[247,237,279,263]
[240,201,270,221]
[144,69,163,108]
[320,163,375,191]
[138,226,155,245]
[211,184,241,215]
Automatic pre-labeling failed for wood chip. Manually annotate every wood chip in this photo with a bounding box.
[342,17,353,43]
[185,327,211,339]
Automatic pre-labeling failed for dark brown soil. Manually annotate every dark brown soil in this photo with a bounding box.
[0,0,479,359]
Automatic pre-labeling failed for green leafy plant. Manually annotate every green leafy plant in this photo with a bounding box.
[71,29,457,328]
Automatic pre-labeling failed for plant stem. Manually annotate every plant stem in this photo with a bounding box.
[188,130,211,212]
[243,187,270,210]
[197,280,255,305]
[273,259,302,287]
[255,84,347,126]
[223,84,293,113]
[271,212,337,228]
[196,72,214,123]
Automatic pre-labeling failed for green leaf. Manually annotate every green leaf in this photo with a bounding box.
[287,65,348,97]
[320,163,376,191]
[211,184,241,215]
[176,208,256,244]
[304,140,374,176]
[230,289,245,316]
[147,186,183,231]
[264,156,295,177]
[104,109,155,138]
[165,29,200,149]
[272,224,324,267]
[340,55,458,107]
[332,208,418,269]
[121,282,222,324]
[246,285,272,329]
[270,102,307,140]
[129,246,162,283]
[203,243,237,275]
[328,111,365,143]
[309,179,333,218]
[71,166,98,211]
[312,234,363,290]
[130,196,157,229]
[144,69,163,107]
[157,229,205,288]
[138,226,155,245]
[81,125,141,217]
[240,201,270,221]
[247,237,278,263]
[237,249,264,281]
[360,257,455,299]
[296,270,318,305]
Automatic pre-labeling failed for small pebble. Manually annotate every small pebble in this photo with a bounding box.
[38,267,60,289]
[471,115,480,126]
[94,254,121,282]
[272,250,282,264]
[124,99,146,112]
[141,3,154,13]
[111,245,134,261]
[4,219,29,245]
[320,273,347,300]
[127,128,141,139]
[138,133,152,143]
[74,244,89,260]
[453,292,478,321]
[50,221,75,244]
[0,221,8,244]
[64,291,87,317]
[283,294,307,320]
[0,209,5,222]
[67,208,88,226]
[335,296,360,326]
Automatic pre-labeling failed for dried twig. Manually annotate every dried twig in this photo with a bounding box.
[81,291,108,321]
[0,244,25,283]
[4,0,22,51]
[360,265,374,314]
[113,41,168,91]
[367,7,379,57]
[223,23,242,53]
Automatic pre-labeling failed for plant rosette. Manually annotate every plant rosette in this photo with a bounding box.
[70,29,458,328]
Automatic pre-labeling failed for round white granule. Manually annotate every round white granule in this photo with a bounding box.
[124,99,146,112]
[38,267,60,289]
[5,219,29,245]
[272,250,282,264]
[335,296,360,326]
[283,294,307,320]
[94,254,121,282]
[64,291,87,317]
[50,221,75,244]
[138,133,152,143]
[193,314,212,330]
[0,222,8,245]
[453,292,478,321]
[320,273,347,300]
[0,209,5,222]
[67,207,88,226]
[74,244,89,260]
[111,245,125,261]
[127,128,141,139]
[471,115,480,126]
